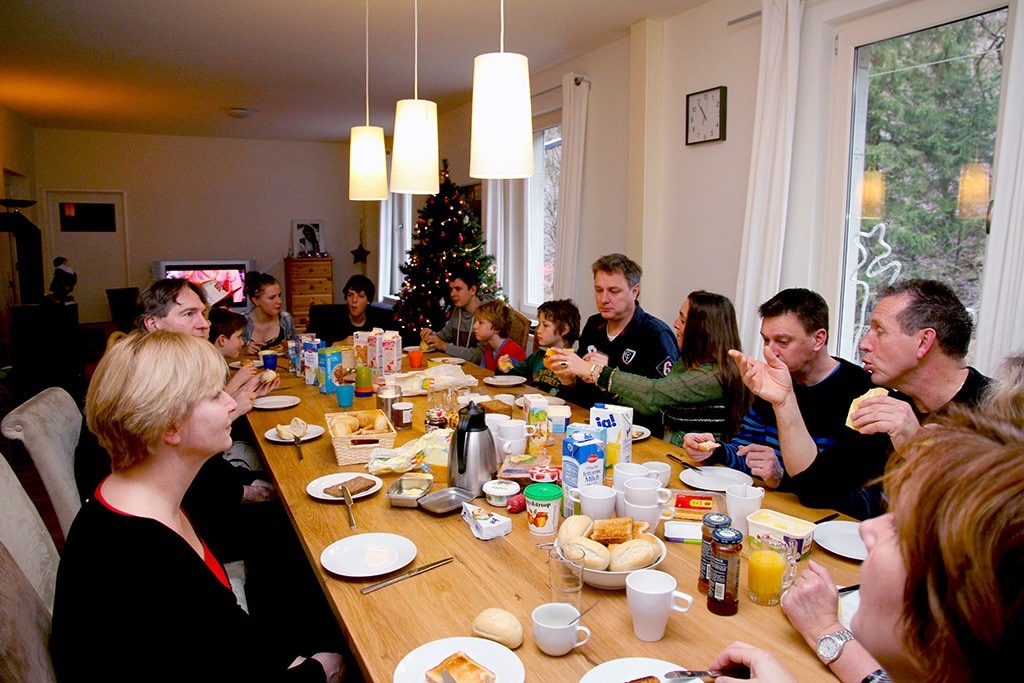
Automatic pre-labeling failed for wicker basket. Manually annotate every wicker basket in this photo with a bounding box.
[325,410,397,466]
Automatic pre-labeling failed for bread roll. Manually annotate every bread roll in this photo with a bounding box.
[357,410,377,429]
[635,532,662,561]
[608,538,655,572]
[288,417,307,437]
[327,414,359,437]
[565,537,610,571]
[259,369,277,384]
[846,387,889,430]
[557,515,593,548]
[471,608,523,649]
[373,413,390,432]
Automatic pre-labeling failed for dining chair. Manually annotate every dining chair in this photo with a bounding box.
[2,387,83,538]
[509,308,533,354]
[105,286,140,333]
[0,539,57,683]
[0,451,60,613]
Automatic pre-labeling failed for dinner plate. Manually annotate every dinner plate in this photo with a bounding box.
[403,345,422,352]
[631,425,652,441]
[263,424,325,443]
[579,657,695,683]
[484,375,527,387]
[815,520,868,561]
[393,636,524,683]
[430,356,466,365]
[306,473,384,502]
[679,466,754,492]
[228,359,264,369]
[252,395,300,410]
[514,394,565,407]
[320,533,416,578]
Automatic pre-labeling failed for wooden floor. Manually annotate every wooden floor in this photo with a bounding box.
[2,435,65,552]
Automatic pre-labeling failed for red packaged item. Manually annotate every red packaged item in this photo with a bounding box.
[506,494,526,514]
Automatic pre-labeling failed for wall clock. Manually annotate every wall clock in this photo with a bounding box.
[686,86,727,145]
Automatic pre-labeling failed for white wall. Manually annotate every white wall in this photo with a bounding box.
[32,130,362,322]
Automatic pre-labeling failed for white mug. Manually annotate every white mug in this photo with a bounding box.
[498,436,528,456]
[624,477,672,506]
[567,485,617,519]
[531,603,591,656]
[725,484,765,536]
[485,413,511,452]
[621,499,674,529]
[497,419,536,441]
[613,462,657,491]
[626,570,693,642]
[643,461,672,486]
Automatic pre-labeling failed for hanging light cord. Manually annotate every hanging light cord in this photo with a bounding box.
[413,0,419,99]
[499,0,505,53]
[363,0,370,126]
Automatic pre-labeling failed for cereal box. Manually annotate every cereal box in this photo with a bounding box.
[590,403,633,472]
[353,331,372,367]
[318,346,345,394]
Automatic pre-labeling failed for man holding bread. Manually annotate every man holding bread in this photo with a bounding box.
[727,279,989,519]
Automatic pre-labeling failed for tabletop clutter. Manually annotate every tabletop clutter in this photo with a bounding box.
[260,328,851,682]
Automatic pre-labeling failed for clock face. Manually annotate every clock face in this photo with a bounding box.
[687,87,726,145]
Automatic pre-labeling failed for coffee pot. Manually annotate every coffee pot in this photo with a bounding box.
[448,401,499,496]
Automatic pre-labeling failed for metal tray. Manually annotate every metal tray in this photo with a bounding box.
[387,473,434,507]
[417,486,475,514]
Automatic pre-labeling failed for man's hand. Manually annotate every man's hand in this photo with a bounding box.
[683,432,719,462]
[780,560,843,649]
[729,346,794,407]
[739,444,783,488]
[581,350,610,367]
[850,395,921,449]
[420,330,445,351]
[708,641,797,683]
[242,480,275,503]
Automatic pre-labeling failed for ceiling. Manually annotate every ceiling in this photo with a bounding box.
[0,0,708,143]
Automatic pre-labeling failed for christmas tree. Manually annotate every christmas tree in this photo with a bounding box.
[393,160,503,337]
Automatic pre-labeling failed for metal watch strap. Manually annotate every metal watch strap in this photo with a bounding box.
[817,628,856,664]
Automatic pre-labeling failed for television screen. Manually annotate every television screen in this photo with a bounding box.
[152,260,254,309]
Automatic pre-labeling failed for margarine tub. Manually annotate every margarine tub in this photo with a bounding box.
[746,509,816,558]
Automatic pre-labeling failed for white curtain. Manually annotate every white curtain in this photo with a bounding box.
[483,178,527,306]
[975,0,1024,373]
[734,0,803,356]
[552,72,591,300]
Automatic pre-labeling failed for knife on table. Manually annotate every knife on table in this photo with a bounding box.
[342,486,357,528]
[666,452,700,471]
[292,434,304,461]
[360,557,454,595]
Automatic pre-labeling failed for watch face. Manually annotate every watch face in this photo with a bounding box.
[819,637,841,660]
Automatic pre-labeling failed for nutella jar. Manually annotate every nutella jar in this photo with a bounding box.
[391,401,413,430]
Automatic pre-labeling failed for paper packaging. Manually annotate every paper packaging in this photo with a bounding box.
[353,331,371,367]
[461,502,512,540]
[380,331,402,374]
[366,328,385,370]
[590,403,633,472]
[303,339,321,385]
[496,452,551,489]
[561,428,606,518]
[319,347,345,394]
[522,394,549,456]
[548,405,571,433]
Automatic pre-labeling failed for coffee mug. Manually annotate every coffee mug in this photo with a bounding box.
[643,461,672,486]
[566,485,617,519]
[613,462,657,491]
[621,499,674,529]
[485,413,511,452]
[725,484,765,536]
[497,419,537,441]
[498,436,528,455]
[626,570,693,642]
[624,477,672,506]
[531,603,591,656]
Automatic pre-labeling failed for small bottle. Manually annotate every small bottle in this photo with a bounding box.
[707,527,743,616]
[698,513,732,595]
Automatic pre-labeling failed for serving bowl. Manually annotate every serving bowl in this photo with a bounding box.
[555,536,667,590]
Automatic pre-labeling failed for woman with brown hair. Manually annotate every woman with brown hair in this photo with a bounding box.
[550,291,750,443]
[244,271,294,355]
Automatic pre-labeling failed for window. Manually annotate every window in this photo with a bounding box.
[377,191,412,300]
[523,124,562,309]
[836,6,1006,359]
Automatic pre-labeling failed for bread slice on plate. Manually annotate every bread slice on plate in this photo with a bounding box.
[588,517,635,545]
[322,476,376,498]
[424,651,496,683]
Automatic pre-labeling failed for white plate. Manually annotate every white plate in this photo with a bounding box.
[631,425,652,441]
[320,533,416,578]
[430,356,466,365]
[679,466,754,492]
[513,394,565,407]
[228,359,264,369]
[306,473,384,502]
[403,345,422,352]
[263,424,325,443]
[252,395,300,410]
[839,588,860,629]
[580,657,694,683]
[393,637,524,683]
[484,375,527,387]
[815,520,867,561]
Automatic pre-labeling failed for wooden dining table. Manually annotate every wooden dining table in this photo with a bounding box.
[246,354,861,682]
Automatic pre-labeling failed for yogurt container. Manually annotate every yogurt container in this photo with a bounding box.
[482,479,521,507]
[524,483,562,536]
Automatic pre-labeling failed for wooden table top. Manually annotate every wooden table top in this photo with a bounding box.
[247,355,859,682]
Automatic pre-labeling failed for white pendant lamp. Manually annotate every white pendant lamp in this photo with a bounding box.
[470,0,534,179]
[390,0,439,195]
[349,0,388,200]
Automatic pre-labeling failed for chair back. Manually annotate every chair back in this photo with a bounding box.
[105,287,140,333]
[509,308,532,354]
[2,387,83,537]
[307,303,350,345]
[0,452,59,613]
[0,539,56,682]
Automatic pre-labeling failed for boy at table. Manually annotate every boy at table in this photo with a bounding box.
[473,299,526,371]
[209,306,248,361]
[497,298,580,400]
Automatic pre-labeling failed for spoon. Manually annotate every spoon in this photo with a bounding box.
[567,599,600,625]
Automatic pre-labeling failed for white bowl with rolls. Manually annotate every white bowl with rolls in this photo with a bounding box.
[554,515,667,590]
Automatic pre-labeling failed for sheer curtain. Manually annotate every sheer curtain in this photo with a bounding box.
[483,178,526,307]
[552,72,591,300]
[733,0,803,355]
[975,1,1024,373]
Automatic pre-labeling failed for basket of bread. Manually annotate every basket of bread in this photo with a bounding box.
[325,409,396,466]
[554,514,666,590]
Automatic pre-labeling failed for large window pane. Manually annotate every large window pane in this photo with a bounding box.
[524,125,561,308]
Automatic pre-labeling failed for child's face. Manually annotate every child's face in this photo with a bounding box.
[473,317,496,343]
[218,329,245,360]
[534,314,565,348]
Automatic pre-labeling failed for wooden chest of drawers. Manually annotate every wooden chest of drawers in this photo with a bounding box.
[284,257,333,333]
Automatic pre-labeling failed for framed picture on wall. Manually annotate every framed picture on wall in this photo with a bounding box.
[292,220,326,256]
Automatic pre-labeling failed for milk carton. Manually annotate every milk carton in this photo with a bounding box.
[522,394,549,456]
[548,405,571,433]
[353,331,372,367]
[590,403,633,473]
[366,328,385,370]
[380,331,402,374]
[561,425,606,518]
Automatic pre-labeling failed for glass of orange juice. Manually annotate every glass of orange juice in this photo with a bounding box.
[747,537,797,606]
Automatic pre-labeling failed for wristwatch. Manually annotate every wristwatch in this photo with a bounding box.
[816,629,855,664]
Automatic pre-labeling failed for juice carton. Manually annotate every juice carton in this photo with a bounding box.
[380,331,402,374]
[319,346,345,394]
[590,403,633,472]
[522,394,549,456]
[366,328,384,370]
[353,331,371,367]
[561,426,606,518]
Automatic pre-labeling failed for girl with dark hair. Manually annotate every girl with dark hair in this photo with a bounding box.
[243,271,294,355]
